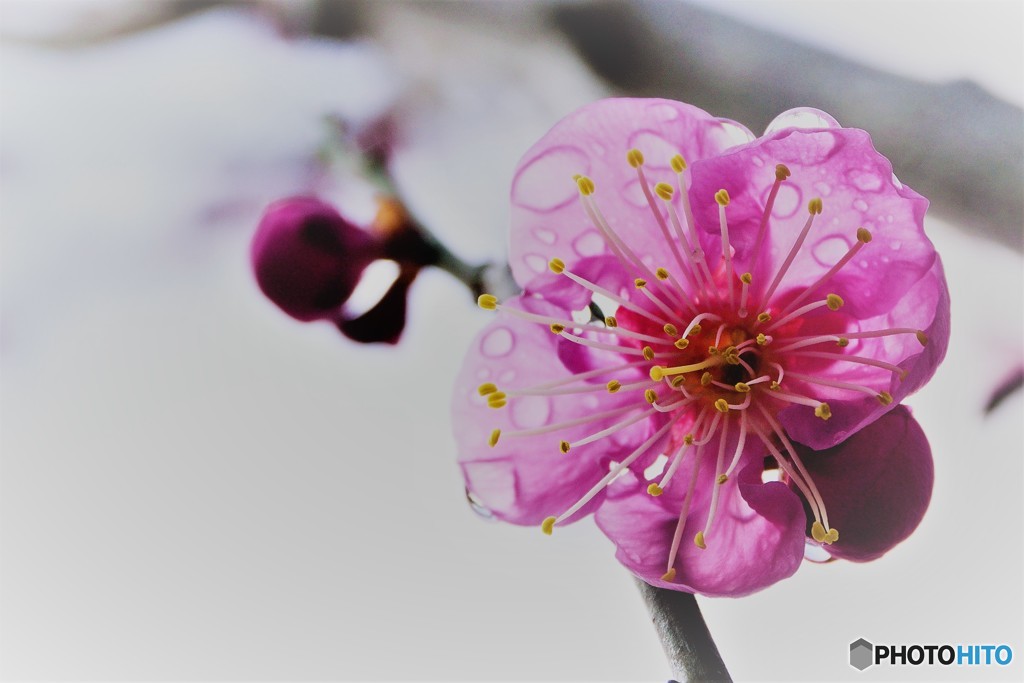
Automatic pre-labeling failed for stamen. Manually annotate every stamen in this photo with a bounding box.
[665,441,706,574]
[683,312,721,338]
[578,182,663,290]
[738,272,753,317]
[747,164,790,274]
[723,411,749,477]
[773,335,846,353]
[478,382,498,396]
[751,421,824,526]
[630,152,690,282]
[787,371,892,403]
[499,404,637,439]
[759,198,823,309]
[657,408,710,490]
[765,295,841,332]
[511,358,649,393]
[478,294,498,310]
[715,189,735,307]
[697,413,731,546]
[553,414,683,525]
[650,356,723,381]
[776,227,872,317]
[560,267,669,325]
[661,191,711,303]
[840,328,929,345]
[790,350,907,377]
[489,429,501,447]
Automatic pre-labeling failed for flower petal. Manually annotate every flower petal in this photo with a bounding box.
[595,458,805,597]
[689,127,933,320]
[794,405,933,562]
[452,295,656,525]
[509,98,749,288]
[780,255,950,449]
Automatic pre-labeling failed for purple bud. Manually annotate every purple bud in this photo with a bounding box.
[251,196,380,322]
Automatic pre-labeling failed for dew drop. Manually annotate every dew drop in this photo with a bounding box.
[466,489,496,521]
[481,327,514,357]
[813,181,832,197]
[811,235,852,267]
[498,369,516,383]
[890,240,902,251]
[853,198,869,212]
[752,155,765,167]
[477,368,491,380]
[858,259,869,269]
[573,230,605,257]
[804,541,833,563]
[648,102,681,122]
[510,395,552,429]
[711,118,755,149]
[524,253,547,274]
[764,107,841,133]
[583,395,599,410]
[512,145,590,212]
[628,130,679,168]
[533,227,557,245]
[622,176,652,208]
[846,169,883,193]
[771,130,840,165]
[772,183,802,218]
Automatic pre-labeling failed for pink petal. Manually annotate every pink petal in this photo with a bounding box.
[595,458,805,597]
[452,295,657,525]
[509,98,751,288]
[689,127,933,320]
[780,255,950,449]
[794,405,933,562]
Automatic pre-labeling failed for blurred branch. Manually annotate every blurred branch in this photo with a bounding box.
[553,0,1024,253]
[635,579,731,682]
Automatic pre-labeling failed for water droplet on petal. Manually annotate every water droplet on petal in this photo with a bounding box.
[647,102,680,122]
[804,540,833,563]
[524,253,547,274]
[498,369,516,383]
[622,176,652,208]
[573,230,605,257]
[477,368,491,380]
[481,327,514,357]
[711,117,756,149]
[771,183,802,218]
[512,146,590,212]
[858,259,869,269]
[510,395,552,429]
[627,130,679,168]
[811,235,852,267]
[466,489,496,520]
[765,107,841,134]
[890,240,902,251]
[846,169,883,193]
[752,155,765,167]
[853,198,869,212]
[533,227,557,245]
[813,181,832,197]
[583,395,599,409]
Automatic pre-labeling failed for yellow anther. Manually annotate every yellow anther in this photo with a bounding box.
[857,227,873,243]
[550,323,565,334]
[825,528,840,544]
[694,531,707,549]
[642,346,656,361]
[477,294,498,310]
[724,352,741,366]
[808,197,823,215]
[714,398,730,413]
[663,323,679,336]
[626,148,645,168]
[488,429,501,447]
[756,333,768,346]
[684,434,694,445]
[478,382,498,396]
[689,324,702,336]
[606,380,621,393]
[877,391,894,406]
[757,312,771,323]
[769,381,780,391]
[714,189,730,206]
[645,389,658,404]
[576,175,595,196]
[654,182,674,200]
[916,330,928,346]
[487,392,508,410]
[605,316,618,328]
[837,337,850,347]
[661,567,677,581]
[708,346,719,355]
[647,483,664,497]
[735,382,751,393]
[670,376,686,388]
[572,173,582,181]
[559,440,571,454]
[549,258,565,274]
[740,272,753,284]
[815,402,832,420]
[649,366,665,381]
[775,163,791,180]
[700,372,712,386]
[488,400,507,409]
[674,338,690,350]
[634,278,647,289]
[811,520,827,542]
[541,516,556,535]
[670,154,687,173]
[655,267,670,280]
[826,293,844,311]
[716,474,728,484]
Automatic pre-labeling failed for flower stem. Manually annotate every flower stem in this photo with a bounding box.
[635,578,731,682]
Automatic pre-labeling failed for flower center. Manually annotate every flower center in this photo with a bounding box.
[476,147,928,580]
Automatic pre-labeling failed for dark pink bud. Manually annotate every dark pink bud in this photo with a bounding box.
[251,196,380,322]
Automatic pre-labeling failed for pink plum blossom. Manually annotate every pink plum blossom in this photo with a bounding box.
[452,99,949,596]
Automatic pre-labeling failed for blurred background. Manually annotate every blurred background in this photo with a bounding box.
[1,1,1021,680]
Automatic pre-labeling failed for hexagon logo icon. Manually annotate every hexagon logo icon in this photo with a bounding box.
[850,638,874,670]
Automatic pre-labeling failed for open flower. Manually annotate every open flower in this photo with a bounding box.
[452,99,949,596]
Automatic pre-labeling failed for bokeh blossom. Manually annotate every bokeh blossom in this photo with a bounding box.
[453,99,949,596]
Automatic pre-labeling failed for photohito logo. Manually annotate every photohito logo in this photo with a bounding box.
[849,638,1013,671]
